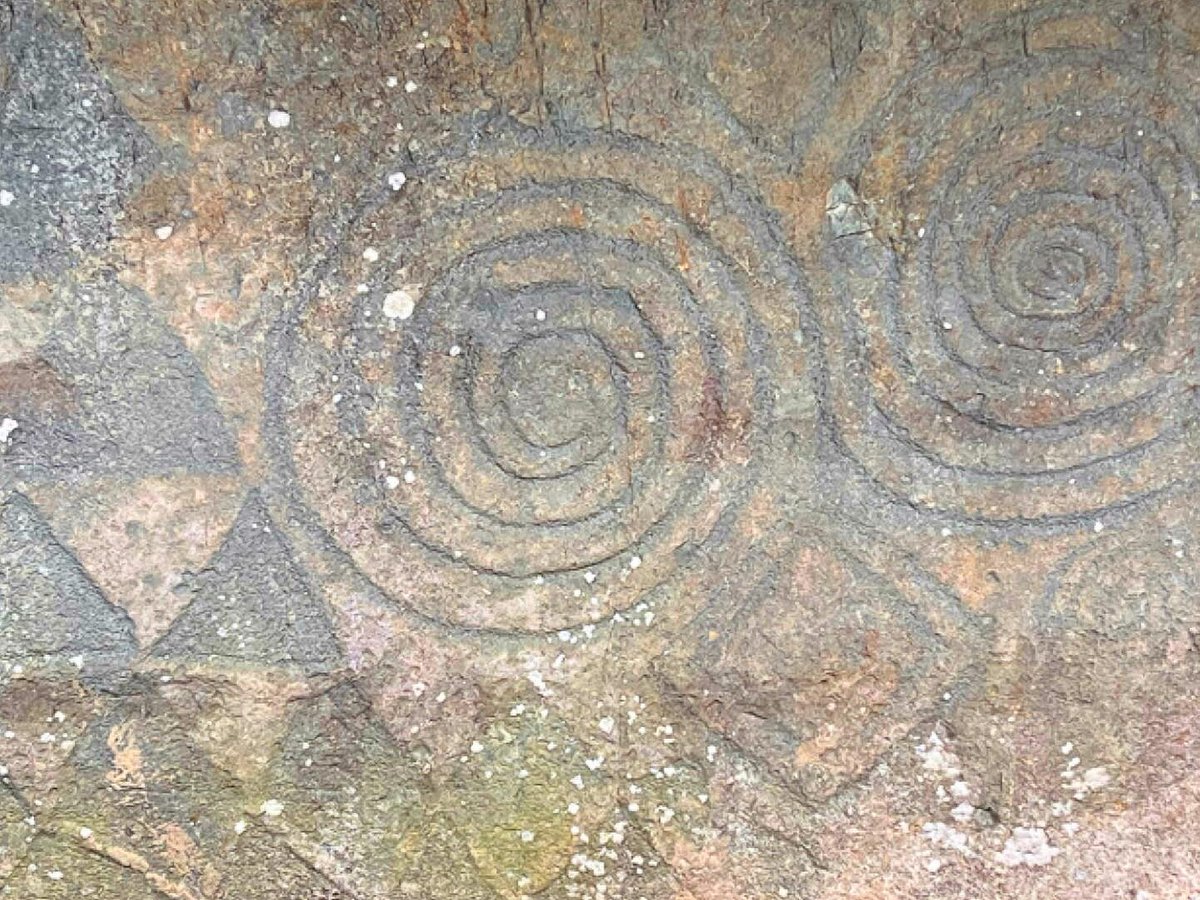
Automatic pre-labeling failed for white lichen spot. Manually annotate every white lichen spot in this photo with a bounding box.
[387,171,407,191]
[404,80,418,93]
[363,247,380,263]
[154,224,174,241]
[79,827,93,840]
[921,822,971,856]
[916,730,962,778]
[996,827,1058,867]
[233,820,247,835]
[267,109,291,128]
[598,716,615,735]
[950,802,974,823]
[385,475,400,490]
[0,418,19,444]
[0,190,13,207]
[259,799,284,817]
[383,289,416,320]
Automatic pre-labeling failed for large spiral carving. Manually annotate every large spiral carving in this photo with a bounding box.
[270,125,803,634]
[820,25,1200,526]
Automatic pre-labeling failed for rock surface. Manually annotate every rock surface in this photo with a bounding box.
[2,0,1200,897]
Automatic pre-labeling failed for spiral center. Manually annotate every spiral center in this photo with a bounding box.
[500,333,619,449]
[1019,243,1088,309]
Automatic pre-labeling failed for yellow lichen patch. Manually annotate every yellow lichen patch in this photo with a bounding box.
[449,713,578,897]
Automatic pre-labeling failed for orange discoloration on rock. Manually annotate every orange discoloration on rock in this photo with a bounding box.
[668,836,740,900]
[106,722,146,791]
[930,542,1046,612]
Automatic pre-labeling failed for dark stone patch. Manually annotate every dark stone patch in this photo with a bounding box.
[0,492,136,679]
[0,0,154,281]
[1,277,238,482]
[149,492,341,675]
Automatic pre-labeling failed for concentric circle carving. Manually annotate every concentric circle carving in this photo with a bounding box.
[820,34,1200,525]
[270,126,805,633]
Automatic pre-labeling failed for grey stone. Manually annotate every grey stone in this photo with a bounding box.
[0,0,153,281]
[0,277,239,483]
[0,492,136,678]
[149,492,341,675]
